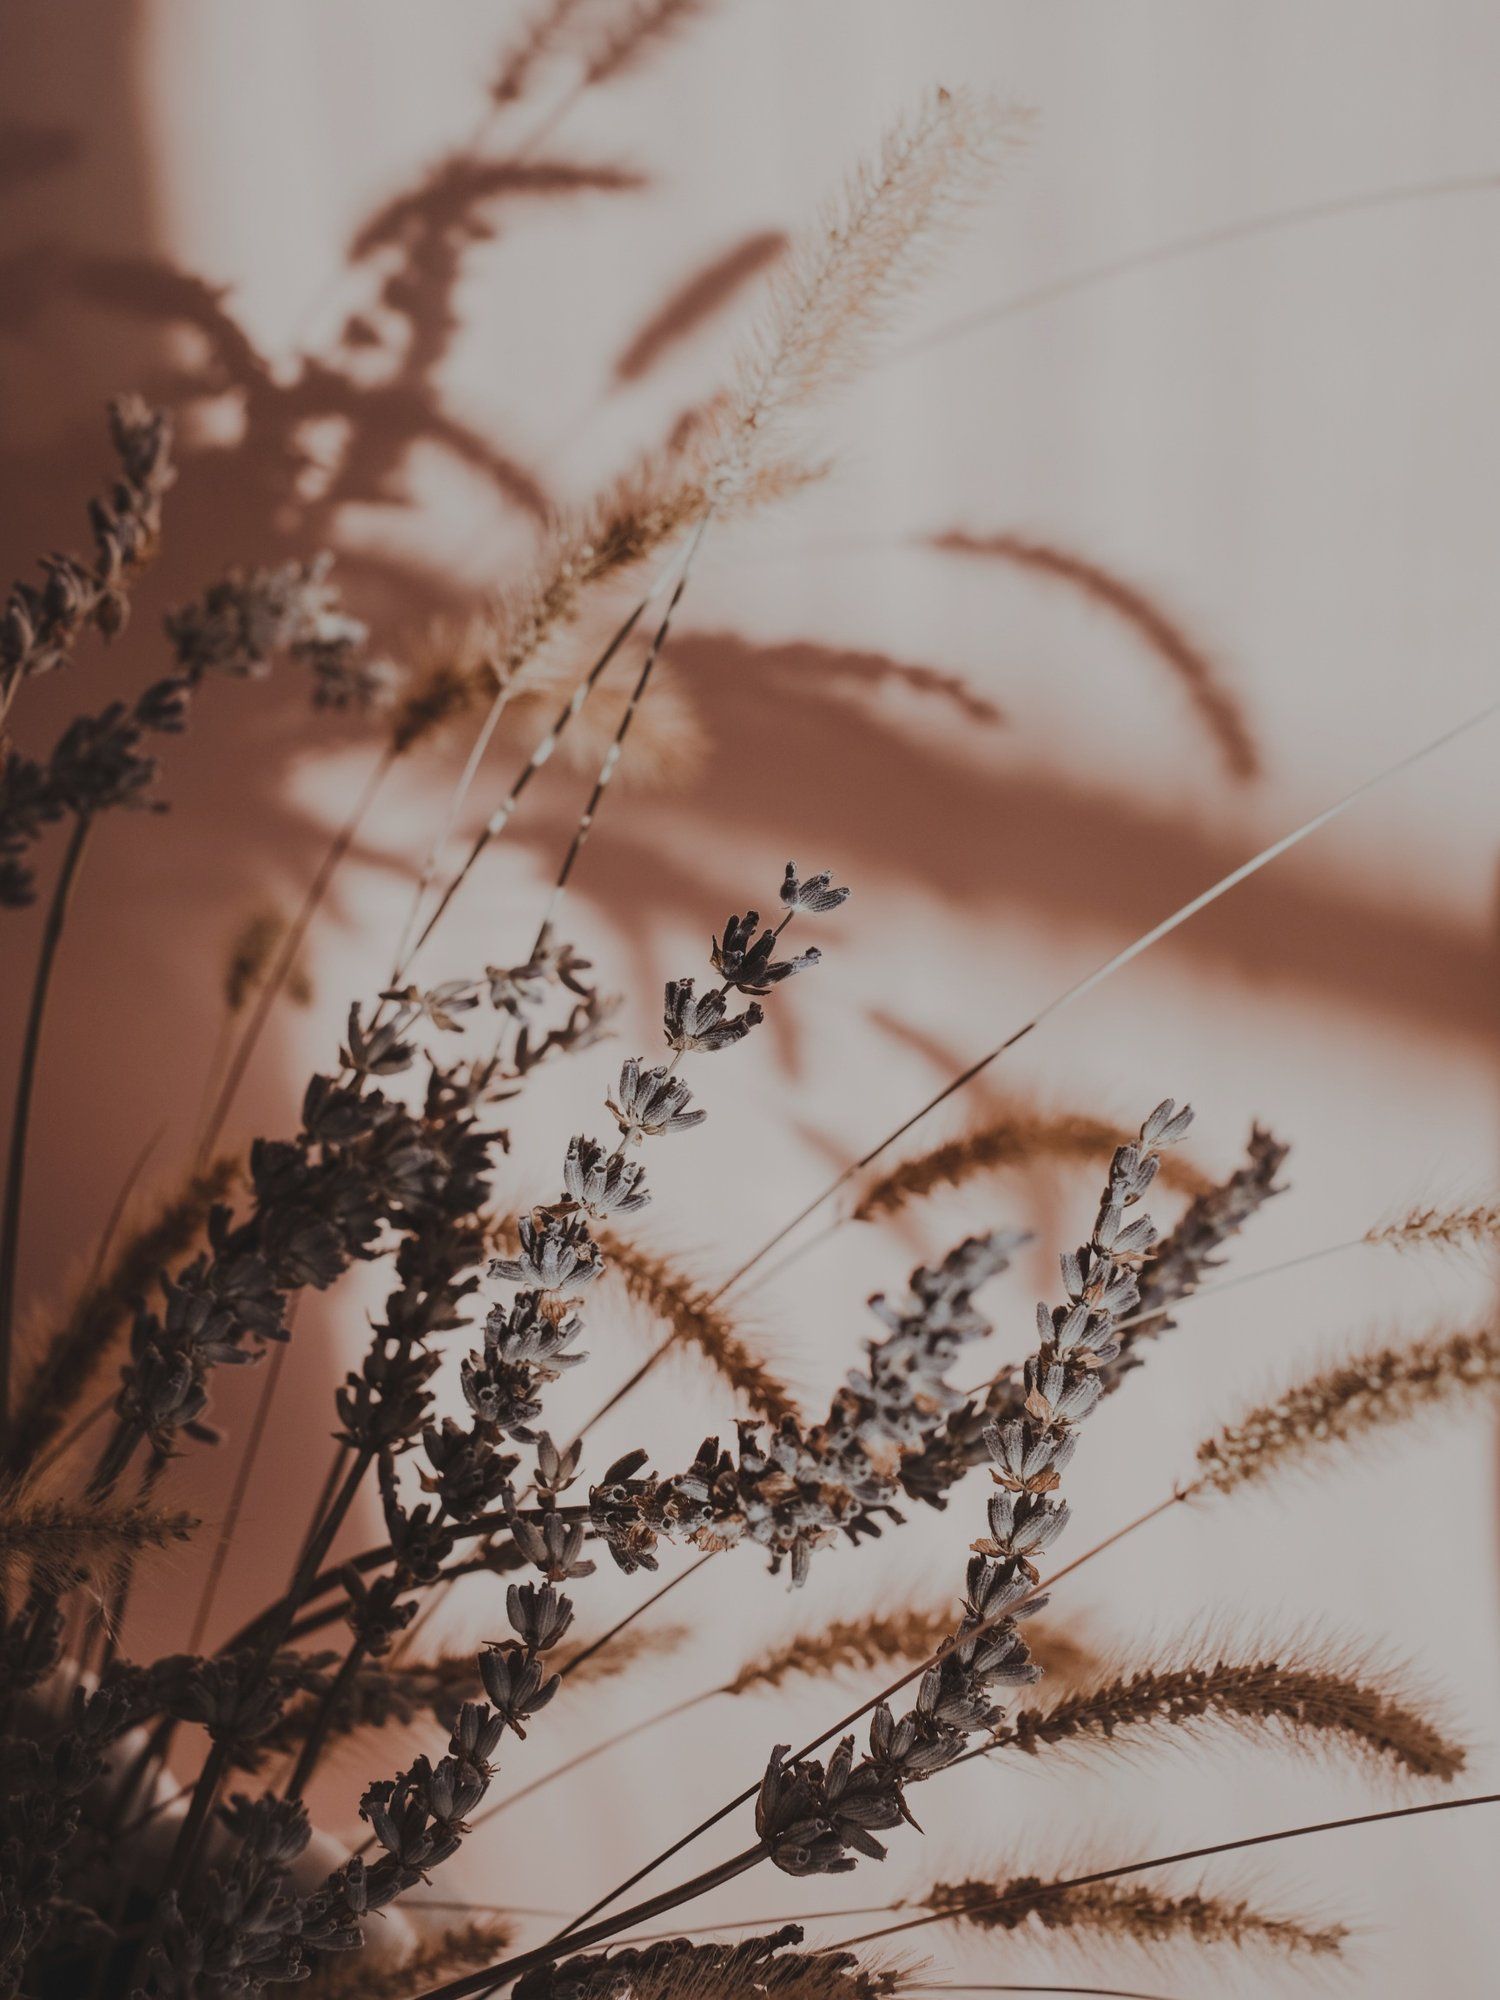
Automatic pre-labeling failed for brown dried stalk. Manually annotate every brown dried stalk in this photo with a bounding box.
[0,1489,196,1586]
[6,1156,236,1475]
[1194,1324,1500,1495]
[927,1873,1344,1958]
[301,1922,513,1999]
[724,1608,1094,1699]
[930,533,1258,782]
[594,1227,797,1425]
[1365,1200,1500,1256]
[990,1647,1465,1782]
[852,1107,1213,1225]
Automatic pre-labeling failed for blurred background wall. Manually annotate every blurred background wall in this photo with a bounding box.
[2,2,1498,1992]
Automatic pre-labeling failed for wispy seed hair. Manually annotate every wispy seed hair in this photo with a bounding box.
[1365,1199,1500,1258]
[990,1637,1465,1782]
[706,87,1020,497]
[595,1226,798,1425]
[1194,1323,1500,1495]
[852,1104,1213,1224]
[0,1489,197,1588]
[722,1607,1094,1699]
[926,1871,1346,1959]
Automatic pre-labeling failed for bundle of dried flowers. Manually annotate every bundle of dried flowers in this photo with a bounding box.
[0,59,1494,2000]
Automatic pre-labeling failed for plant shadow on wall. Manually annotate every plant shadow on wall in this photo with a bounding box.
[3,8,1500,1999]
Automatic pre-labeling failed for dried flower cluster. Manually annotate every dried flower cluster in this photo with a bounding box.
[0,57,1493,2000]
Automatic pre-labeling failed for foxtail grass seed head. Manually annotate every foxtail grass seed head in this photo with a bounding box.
[1194,1325,1500,1495]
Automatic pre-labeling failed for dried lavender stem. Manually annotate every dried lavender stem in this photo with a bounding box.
[152,1446,373,1912]
[0,814,91,1438]
[708,699,1500,1305]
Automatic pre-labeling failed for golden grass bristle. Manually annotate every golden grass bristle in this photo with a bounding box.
[390,447,817,760]
[1365,1200,1500,1256]
[300,1921,513,1999]
[0,1490,197,1588]
[9,1156,237,1471]
[926,1872,1346,1959]
[703,88,1019,499]
[852,1104,1214,1224]
[991,1642,1465,1782]
[594,1226,797,1425]
[1194,1324,1500,1496]
[722,1607,1094,1699]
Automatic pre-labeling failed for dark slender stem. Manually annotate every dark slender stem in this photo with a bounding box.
[0,813,90,1439]
[529,514,708,959]
[197,747,395,1161]
[398,589,651,980]
[832,1793,1500,1951]
[186,1339,290,1653]
[151,1447,372,1908]
[706,702,1500,1306]
[557,1551,715,1682]
[527,1487,1191,1944]
[283,1632,369,1801]
[413,1843,768,2000]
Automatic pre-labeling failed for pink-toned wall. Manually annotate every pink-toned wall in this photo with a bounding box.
[3,3,1498,1992]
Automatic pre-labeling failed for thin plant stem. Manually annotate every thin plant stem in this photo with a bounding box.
[283,1630,369,1802]
[529,511,710,957]
[393,589,654,983]
[473,1691,713,1834]
[31,1390,115,1478]
[0,813,91,1440]
[150,1447,373,1910]
[830,1793,1500,1951]
[517,1488,1189,1948]
[197,746,395,1161]
[414,1844,769,2000]
[706,699,1500,1305]
[896,169,1500,365]
[185,1336,291,1654]
[390,677,522,978]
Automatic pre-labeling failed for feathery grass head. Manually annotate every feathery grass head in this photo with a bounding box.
[705,87,1020,496]
[0,1488,196,1590]
[925,1870,1346,1960]
[1365,1199,1500,1259]
[1193,1323,1500,1496]
[852,1103,1214,1226]
[8,1155,237,1475]
[594,1226,798,1425]
[989,1633,1465,1783]
[722,1606,1094,1699]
